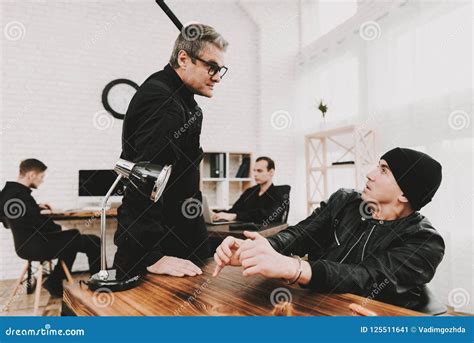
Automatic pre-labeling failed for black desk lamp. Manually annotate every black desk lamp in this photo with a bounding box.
[88,158,172,292]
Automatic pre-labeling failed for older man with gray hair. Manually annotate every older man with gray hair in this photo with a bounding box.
[113,24,229,280]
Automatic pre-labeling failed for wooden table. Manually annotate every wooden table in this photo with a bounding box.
[63,258,424,316]
[46,208,118,220]
[207,223,288,239]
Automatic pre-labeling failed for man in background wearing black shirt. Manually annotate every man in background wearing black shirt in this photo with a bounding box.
[0,159,100,297]
[212,157,289,225]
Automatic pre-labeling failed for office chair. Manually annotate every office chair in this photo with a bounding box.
[1,216,73,316]
[274,185,291,223]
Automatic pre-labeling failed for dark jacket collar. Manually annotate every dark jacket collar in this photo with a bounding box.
[163,64,197,108]
[4,181,32,194]
[347,190,423,227]
[256,183,275,196]
[264,183,275,192]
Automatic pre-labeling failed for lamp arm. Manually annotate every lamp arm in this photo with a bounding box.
[98,174,123,280]
[155,0,183,31]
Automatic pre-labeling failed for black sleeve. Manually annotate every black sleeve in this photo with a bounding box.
[7,194,61,234]
[266,189,344,256]
[305,228,445,296]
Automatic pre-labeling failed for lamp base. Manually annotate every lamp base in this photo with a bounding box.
[88,269,141,292]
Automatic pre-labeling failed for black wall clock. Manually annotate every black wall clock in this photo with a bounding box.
[102,79,139,120]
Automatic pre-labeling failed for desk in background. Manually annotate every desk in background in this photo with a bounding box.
[48,209,287,241]
[63,258,423,316]
[47,208,118,220]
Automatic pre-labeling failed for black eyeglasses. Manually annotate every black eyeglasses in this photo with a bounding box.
[191,55,228,79]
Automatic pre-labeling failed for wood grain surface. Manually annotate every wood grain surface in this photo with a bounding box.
[64,258,424,316]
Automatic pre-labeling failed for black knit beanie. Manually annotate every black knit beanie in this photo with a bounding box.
[380,147,442,210]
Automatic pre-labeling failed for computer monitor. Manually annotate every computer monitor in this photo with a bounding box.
[79,170,125,198]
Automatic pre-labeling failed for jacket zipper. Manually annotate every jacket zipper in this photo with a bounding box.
[334,228,341,246]
[339,232,366,264]
[361,224,376,262]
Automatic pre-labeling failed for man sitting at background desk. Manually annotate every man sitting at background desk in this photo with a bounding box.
[213,148,445,310]
[0,159,100,297]
[212,156,289,225]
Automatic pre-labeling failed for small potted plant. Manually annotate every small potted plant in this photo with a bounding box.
[318,100,328,121]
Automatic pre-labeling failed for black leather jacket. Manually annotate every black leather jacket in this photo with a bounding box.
[267,188,445,309]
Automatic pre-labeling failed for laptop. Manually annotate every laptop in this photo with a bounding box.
[202,196,241,225]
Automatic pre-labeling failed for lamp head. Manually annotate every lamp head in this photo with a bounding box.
[114,159,172,202]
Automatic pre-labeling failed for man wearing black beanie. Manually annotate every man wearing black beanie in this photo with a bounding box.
[379,147,442,211]
[213,147,445,312]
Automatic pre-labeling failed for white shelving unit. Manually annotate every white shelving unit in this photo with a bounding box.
[200,151,253,210]
[305,125,376,215]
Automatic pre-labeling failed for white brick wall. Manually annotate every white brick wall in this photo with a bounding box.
[239,1,303,224]
[0,0,260,280]
[3,0,469,316]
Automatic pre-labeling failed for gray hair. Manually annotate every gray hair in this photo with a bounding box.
[169,23,228,68]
